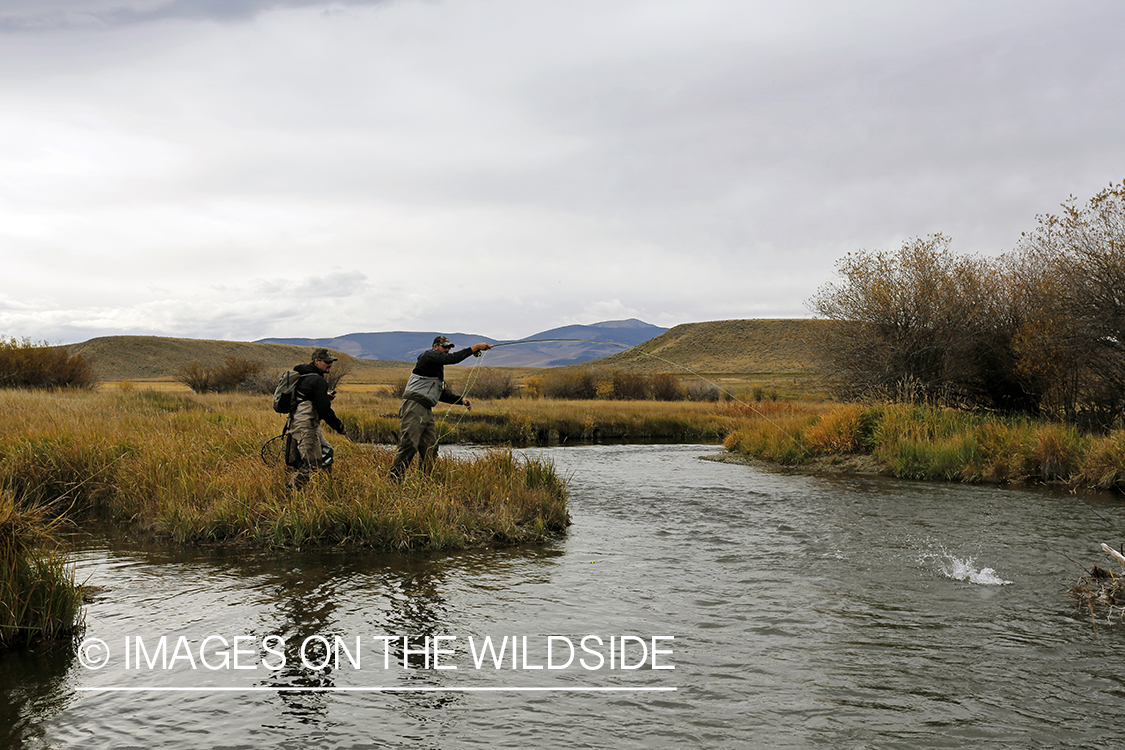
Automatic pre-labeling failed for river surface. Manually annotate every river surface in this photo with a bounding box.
[3,444,1125,749]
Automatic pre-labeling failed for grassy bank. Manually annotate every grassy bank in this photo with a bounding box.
[1,492,84,649]
[338,392,746,445]
[723,400,1125,490]
[0,389,569,550]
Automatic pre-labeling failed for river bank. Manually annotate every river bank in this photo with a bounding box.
[721,399,1125,492]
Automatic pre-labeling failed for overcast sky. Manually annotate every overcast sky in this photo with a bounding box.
[2,0,1122,344]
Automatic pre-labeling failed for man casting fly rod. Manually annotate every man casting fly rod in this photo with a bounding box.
[390,336,492,480]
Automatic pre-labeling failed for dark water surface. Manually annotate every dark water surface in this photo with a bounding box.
[4,444,1125,749]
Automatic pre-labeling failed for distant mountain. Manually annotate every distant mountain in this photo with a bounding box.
[256,319,668,368]
[256,331,507,363]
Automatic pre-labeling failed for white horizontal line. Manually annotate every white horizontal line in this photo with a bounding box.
[78,686,676,693]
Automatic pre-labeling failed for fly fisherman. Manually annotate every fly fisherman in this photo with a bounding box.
[288,348,348,490]
[390,336,492,480]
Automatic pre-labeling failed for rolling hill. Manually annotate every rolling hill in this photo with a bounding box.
[65,336,408,384]
[63,319,825,384]
[591,319,821,374]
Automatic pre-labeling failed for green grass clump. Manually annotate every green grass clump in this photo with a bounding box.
[0,492,84,650]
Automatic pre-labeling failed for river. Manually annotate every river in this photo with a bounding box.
[3,444,1124,749]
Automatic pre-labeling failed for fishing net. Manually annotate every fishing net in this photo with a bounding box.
[260,434,300,469]
[261,433,334,470]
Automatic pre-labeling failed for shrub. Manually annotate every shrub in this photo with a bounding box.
[237,369,277,395]
[650,373,686,401]
[612,371,650,400]
[0,337,96,390]
[526,368,683,401]
[810,183,1125,426]
[807,234,1026,411]
[176,361,213,393]
[462,368,517,400]
[685,381,721,402]
[177,356,267,394]
[212,356,266,391]
[526,368,600,400]
[1016,181,1125,427]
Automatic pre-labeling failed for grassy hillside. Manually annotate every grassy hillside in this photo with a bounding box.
[592,319,821,374]
[66,336,410,385]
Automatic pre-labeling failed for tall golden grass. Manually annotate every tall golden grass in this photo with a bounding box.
[724,399,1125,489]
[0,389,569,550]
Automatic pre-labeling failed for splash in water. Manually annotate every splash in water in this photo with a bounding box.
[918,546,1012,585]
[941,555,1012,585]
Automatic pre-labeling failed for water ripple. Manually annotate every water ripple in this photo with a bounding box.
[5,444,1124,748]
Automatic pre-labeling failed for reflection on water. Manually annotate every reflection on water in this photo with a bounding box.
[0,639,75,749]
[2,444,1125,749]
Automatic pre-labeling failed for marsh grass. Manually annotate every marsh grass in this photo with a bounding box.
[0,491,84,649]
[1075,430,1125,491]
[336,393,743,445]
[724,399,1123,489]
[0,389,569,551]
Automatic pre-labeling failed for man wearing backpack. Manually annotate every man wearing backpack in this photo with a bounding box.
[287,348,348,489]
[390,336,492,480]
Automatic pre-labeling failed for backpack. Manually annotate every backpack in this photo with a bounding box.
[272,370,305,414]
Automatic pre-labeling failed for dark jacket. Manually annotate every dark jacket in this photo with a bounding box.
[402,347,476,408]
[293,362,346,434]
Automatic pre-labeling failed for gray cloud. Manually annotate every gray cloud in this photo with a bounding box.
[2,0,1123,344]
